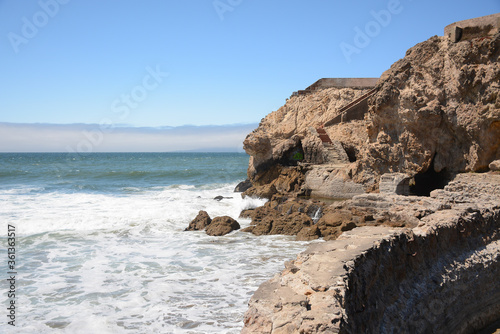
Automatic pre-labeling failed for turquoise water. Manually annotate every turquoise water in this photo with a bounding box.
[0,152,249,193]
[0,153,313,333]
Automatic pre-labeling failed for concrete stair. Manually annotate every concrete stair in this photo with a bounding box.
[324,88,378,127]
[314,127,349,165]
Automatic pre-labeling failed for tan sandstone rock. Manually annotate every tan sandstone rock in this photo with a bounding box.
[243,31,500,198]
[205,216,240,236]
[241,15,500,333]
[185,210,211,231]
[242,173,500,333]
[490,159,500,171]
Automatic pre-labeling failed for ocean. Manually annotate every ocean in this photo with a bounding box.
[0,153,315,333]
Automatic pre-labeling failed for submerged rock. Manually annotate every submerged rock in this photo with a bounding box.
[213,195,233,201]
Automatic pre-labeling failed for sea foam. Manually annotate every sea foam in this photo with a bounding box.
[0,183,314,333]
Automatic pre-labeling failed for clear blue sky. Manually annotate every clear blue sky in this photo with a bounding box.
[0,1,499,151]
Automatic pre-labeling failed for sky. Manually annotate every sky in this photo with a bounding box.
[0,0,499,152]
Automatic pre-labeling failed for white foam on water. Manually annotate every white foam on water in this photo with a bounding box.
[0,186,45,195]
[0,184,315,333]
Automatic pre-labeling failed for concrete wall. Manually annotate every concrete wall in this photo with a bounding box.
[306,78,379,91]
[292,78,379,96]
[444,13,500,42]
[324,100,369,126]
[341,98,369,122]
[304,167,366,199]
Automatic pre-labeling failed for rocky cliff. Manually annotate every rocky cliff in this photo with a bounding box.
[242,173,500,333]
[240,14,500,334]
[243,30,500,199]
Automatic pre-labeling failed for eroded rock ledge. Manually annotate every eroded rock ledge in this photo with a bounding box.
[241,173,500,333]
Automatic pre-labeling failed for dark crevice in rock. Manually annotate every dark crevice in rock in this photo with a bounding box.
[476,317,500,334]
[342,143,358,162]
[280,142,305,167]
[410,157,452,196]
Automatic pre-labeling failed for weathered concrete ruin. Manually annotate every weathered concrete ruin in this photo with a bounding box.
[445,13,500,43]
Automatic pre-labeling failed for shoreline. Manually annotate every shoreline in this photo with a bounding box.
[241,172,500,333]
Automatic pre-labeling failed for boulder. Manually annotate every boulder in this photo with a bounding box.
[243,183,277,199]
[214,196,233,201]
[296,225,321,241]
[185,210,212,231]
[234,179,252,192]
[379,173,412,195]
[489,160,500,171]
[205,216,240,236]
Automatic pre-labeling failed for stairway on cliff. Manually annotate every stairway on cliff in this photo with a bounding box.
[313,127,350,166]
[324,88,378,127]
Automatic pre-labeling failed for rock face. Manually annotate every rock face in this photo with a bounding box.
[240,16,500,333]
[205,216,240,236]
[241,173,500,333]
[243,30,500,198]
[234,179,252,193]
[240,194,415,241]
[243,87,372,199]
[360,32,500,185]
[185,210,212,231]
[490,159,500,171]
[185,211,240,236]
[378,172,412,195]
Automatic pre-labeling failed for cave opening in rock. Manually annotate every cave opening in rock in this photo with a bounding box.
[342,143,358,162]
[410,158,450,196]
[283,144,305,166]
